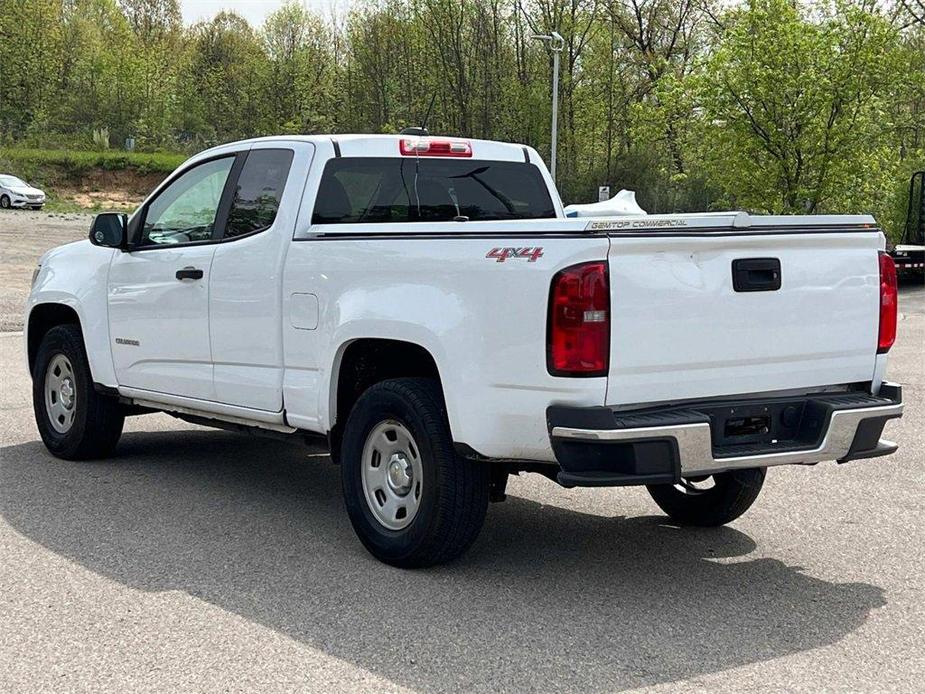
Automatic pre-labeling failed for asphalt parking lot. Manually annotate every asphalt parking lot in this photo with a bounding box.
[1,213,923,692]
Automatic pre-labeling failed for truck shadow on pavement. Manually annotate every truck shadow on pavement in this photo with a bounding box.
[0,430,885,692]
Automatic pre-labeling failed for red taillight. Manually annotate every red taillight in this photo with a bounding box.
[878,251,898,353]
[548,261,610,376]
[399,138,472,157]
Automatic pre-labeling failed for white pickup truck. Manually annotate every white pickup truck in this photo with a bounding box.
[26,134,903,567]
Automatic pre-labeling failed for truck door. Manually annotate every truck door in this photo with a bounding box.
[108,154,240,401]
[208,141,312,412]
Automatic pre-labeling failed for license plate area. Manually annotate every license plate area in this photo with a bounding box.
[724,415,770,438]
[702,398,828,454]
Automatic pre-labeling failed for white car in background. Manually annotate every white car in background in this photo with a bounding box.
[0,174,46,209]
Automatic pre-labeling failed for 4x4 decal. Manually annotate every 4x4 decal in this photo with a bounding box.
[486,247,544,263]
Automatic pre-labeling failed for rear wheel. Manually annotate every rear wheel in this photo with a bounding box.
[646,468,766,526]
[341,378,489,568]
[32,324,124,460]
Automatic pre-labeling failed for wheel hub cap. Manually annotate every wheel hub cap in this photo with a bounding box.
[59,379,75,409]
[361,420,423,530]
[387,454,413,494]
[44,354,77,434]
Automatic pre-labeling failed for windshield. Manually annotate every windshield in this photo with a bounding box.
[0,175,27,188]
[312,157,556,224]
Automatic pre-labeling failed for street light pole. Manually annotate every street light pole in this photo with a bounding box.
[532,31,564,182]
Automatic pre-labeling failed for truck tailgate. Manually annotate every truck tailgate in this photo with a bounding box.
[605,228,882,406]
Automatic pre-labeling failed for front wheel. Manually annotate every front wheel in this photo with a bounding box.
[646,468,766,526]
[341,378,489,568]
[0,195,10,209]
[32,324,125,460]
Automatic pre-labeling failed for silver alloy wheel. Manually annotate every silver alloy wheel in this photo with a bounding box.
[361,420,424,530]
[45,354,77,434]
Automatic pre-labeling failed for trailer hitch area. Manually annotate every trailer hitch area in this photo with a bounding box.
[724,415,770,438]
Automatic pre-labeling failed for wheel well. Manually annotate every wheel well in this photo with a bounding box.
[27,304,80,374]
[331,339,442,456]
[335,339,442,426]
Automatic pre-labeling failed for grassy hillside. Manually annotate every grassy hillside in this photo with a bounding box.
[0,148,185,211]
[0,148,185,175]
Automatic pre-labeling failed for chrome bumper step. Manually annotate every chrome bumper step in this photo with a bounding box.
[548,384,903,484]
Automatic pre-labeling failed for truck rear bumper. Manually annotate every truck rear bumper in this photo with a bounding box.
[548,383,903,488]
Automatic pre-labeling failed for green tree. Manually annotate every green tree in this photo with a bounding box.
[694,0,908,216]
[118,0,183,147]
[177,11,268,145]
[0,0,63,137]
[50,0,138,145]
[339,1,424,134]
[262,1,336,133]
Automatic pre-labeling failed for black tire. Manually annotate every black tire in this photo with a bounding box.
[32,324,124,460]
[0,195,10,209]
[646,468,766,526]
[341,378,489,568]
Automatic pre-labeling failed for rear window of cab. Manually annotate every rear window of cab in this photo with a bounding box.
[311,157,556,224]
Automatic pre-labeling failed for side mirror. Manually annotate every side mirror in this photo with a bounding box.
[89,213,128,249]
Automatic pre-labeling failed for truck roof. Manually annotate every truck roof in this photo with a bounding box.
[197,134,534,163]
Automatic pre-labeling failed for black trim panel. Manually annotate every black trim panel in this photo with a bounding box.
[211,153,247,241]
[838,439,898,463]
[553,438,681,488]
[558,470,678,488]
[837,412,901,463]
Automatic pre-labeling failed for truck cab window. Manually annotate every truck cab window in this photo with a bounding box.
[312,157,556,224]
[225,149,294,239]
[139,156,235,247]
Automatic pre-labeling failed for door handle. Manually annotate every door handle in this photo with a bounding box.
[176,266,204,281]
[732,258,781,292]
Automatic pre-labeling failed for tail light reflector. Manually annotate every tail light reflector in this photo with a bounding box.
[548,261,610,376]
[399,138,472,157]
[878,251,897,353]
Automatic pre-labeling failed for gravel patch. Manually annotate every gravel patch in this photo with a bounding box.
[0,210,91,331]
